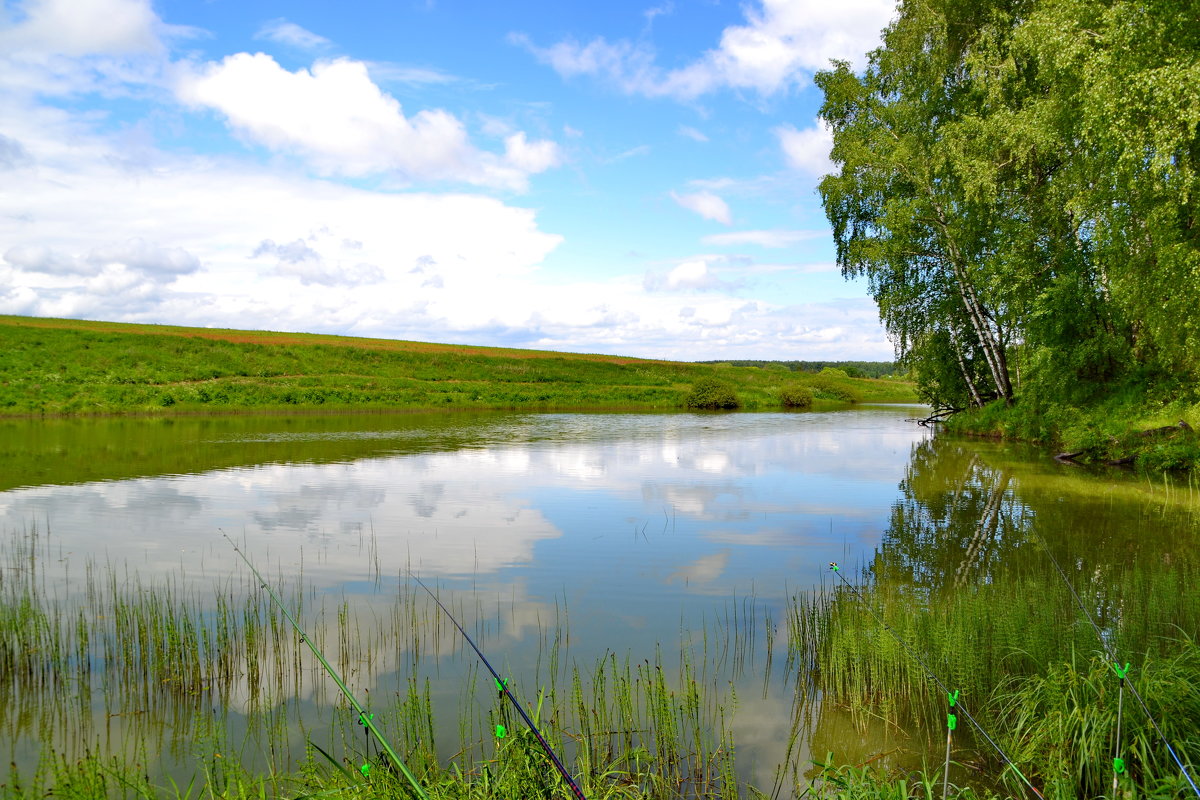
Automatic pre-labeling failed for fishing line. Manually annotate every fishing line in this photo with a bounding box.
[408,570,589,800]
[221,532,429,799]
[826,561,1045,800]
[1036,537,1200,798]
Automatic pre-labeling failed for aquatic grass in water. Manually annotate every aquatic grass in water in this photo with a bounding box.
[5,508,1198,799]
[787,562,1200,799]
[997,643,1200,800]
[0,526,746,799]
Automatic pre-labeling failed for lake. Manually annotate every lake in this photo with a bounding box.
[2,408,1197,797]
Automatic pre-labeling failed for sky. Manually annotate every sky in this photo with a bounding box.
[0,0,899,361]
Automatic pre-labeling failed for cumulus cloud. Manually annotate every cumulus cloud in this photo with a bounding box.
[644,260,733,292]
[503,132,562,173]
[254,19,331,50]
[0,99,890,359]
[701,229,825,248]
[4,244,98,276]
[90,238,201,276]
[251,236,385,287]
[776,119,835,177]
[5,239,200,278]
[0,0,164,57]
[514,0,896,99]
[0,0,200,95]
[670,190,731,224]
[175,53,561,190]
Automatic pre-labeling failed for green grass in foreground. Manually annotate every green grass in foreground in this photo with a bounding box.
[0,315,916,417]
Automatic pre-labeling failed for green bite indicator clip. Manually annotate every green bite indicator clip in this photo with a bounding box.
[947,690,959,731]
[358,712,374,727]
[1113,757,1125,775]
[360,763,371,777]
[1111,662,1130,681]
[495,724,507,739]
[495,678,507,696]
[828,562,840,572]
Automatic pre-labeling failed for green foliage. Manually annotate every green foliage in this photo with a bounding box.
[779,384,815,410]
[809,373,862,404]
[817,0,1200,428]
[685,378,740,410]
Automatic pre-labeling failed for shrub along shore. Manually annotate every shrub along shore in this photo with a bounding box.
[943,398,1200,474]
[0,315,916,417]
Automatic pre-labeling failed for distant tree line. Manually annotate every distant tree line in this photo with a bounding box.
[696,361,900,379]
[817,0,1199,411]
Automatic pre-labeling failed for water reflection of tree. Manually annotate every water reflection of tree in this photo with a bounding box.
[872,438,1022,593]
[870,435,1200,652]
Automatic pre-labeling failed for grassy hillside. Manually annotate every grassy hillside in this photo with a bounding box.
[0,315,917,416]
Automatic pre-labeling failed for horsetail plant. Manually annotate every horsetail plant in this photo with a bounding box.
[221,531,429,800]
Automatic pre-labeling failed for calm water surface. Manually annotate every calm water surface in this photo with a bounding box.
[2,408,1197,793]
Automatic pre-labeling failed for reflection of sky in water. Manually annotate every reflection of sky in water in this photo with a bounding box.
[0,408,929,788]
[0,409,927,600]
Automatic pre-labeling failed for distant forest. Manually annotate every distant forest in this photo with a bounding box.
[696,361,900,379]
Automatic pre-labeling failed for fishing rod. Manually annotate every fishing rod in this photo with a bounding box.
[826,562,1046,800]
[1036,538,1200,799]
[221,532,429,800]
[408,570,589,800]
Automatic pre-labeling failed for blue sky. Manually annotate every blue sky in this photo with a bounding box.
[0,0,898,360]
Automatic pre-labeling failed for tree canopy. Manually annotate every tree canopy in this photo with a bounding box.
[819,0,1200,411]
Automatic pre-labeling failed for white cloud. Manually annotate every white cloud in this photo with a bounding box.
[509,33,657,94]
[701,229,825,248]
[0,0,200,96]
[503,131,562,173]
[514,0,896,99]
[254,19,331,51]
[251,236,384,287]
[4,244,97,276]
[644,259,732,292]
[175,53,560,190]
[0,0,163,57]
[776,119,835,177]
[5,239,200,278]
[364,62,458,86]
[90,238,201,276]
[670,190,732,225]
[605,144,650,163]
[678,125,709,143]
[0,101,889,360]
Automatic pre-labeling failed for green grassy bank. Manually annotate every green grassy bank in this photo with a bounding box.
[0,315,916,417]
[943,394,1200,473]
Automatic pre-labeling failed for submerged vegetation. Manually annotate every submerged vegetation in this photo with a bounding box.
[0,315,916,417]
